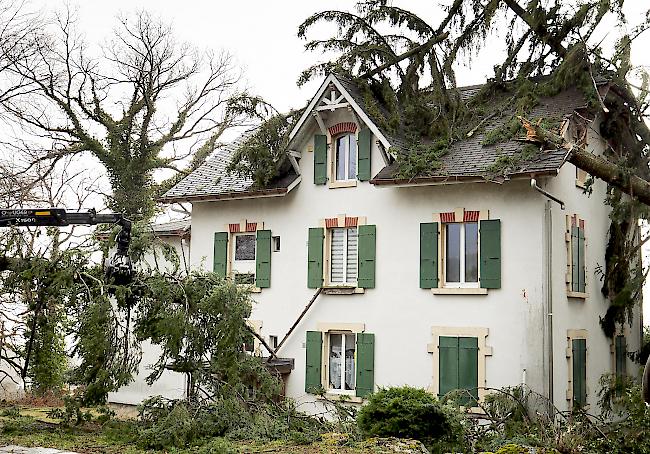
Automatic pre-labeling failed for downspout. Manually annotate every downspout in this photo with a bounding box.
[531,178,562,411]
[544,199,555,411]
[531,179,565,210]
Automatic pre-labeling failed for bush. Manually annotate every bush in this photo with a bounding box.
[195,437,237,454]
[357,386,463,446]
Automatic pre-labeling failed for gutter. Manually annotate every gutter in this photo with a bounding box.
[160,176,301,204]
[369,170,559,188]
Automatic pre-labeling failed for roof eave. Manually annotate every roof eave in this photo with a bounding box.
[369,169,559,187]
[160,187,289,204]
[160,176,301,204]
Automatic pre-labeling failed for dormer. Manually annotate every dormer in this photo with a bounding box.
[287,74,393,189]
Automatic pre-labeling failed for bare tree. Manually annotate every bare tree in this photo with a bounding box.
[0,152,100,395]
[0,8,252,221]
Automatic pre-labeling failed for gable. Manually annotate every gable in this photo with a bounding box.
[288,74,392,154]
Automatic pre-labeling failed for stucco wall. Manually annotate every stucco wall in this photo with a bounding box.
[542,119,643,411]
[108,235,190,405]
[187,108,563,414]
[117,109,641,414]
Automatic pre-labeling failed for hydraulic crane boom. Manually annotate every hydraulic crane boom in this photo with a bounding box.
[0,208,133,284]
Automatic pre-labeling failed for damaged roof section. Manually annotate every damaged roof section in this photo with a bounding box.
[370,85,589,185]
[161,132,300,203]
[162,74,590,203]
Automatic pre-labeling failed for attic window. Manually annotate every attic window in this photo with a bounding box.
[335,134,357,181]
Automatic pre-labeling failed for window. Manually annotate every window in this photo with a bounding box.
[305,326,374,399]
[233,233,256,284]
[572,338,587,408]
[566,329,588,410]
[213,223,272,289]
[272,236,281,252]
[420,211,500,292]
[566,215,586,297]
[328,332,356,394]
[307,218,375,290]
[444,222,478,287]
[428,327,492,408]
[615,335,627,379]
[335,133,357,181]
[439,336,478,406]
[330,227,358,285]
[269,335,278,350]
[576,166,588,188]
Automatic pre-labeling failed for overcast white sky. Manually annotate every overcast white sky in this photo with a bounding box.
[36,0,650,114]
[32,0,650,322]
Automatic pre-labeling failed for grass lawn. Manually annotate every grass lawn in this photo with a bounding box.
[0,406,421,453]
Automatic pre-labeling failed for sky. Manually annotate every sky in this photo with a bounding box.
[36,0,646,114]
[31,0,650,323]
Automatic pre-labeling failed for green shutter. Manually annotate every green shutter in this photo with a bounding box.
[356,332,375,398]
[314,135,327,185]
[578,226,586,293]
[213,232,229,278]
[439,336,459,398]
[480,219,501,289]
[357,128,371,181]
[305,331,323,394]
[572,338,587,408]
[358,225,376,288]
[458,337,479,406]
[256,230,271,288]
[420,223,439,289]
[307,228,324,288]
[615,335,626,378]
[571,226,580,292]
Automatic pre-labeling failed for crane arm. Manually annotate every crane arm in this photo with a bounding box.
[0,208,133,284]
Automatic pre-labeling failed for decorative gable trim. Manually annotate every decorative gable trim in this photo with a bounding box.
[288,74,391,151]
[328,122,357,136]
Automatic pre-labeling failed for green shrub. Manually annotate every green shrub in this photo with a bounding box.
[138,402,195,449]
[195,437,237,454]
[356,386,463,445]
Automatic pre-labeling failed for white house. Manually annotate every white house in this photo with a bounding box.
[118,74,643,413]
[108,219,191,405]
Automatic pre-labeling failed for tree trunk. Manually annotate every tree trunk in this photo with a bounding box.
[568,147,650,206]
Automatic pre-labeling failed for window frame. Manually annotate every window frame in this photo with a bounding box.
[427,326,492,413]
[328,226,358,286]
[222,220,265,293]
[320,215,368,293]
[333,133,357,182]
[232,232,257,284]
[565,215,588,299]
[325,330,357,395]
[442,221,480,289]
[316,322,366,402]
[565,329,589,410]
[327,129,359,189]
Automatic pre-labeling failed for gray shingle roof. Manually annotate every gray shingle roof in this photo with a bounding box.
[152,219,191,236]
[163,75,587,201]
[371,85,587,184]
[161,131,299,202]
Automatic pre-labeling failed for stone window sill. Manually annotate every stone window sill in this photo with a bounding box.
[322,286,365,295]
[328,180,357,189]
[431,288,488,295]
[567,291,588,299]
[316,393,363,404]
